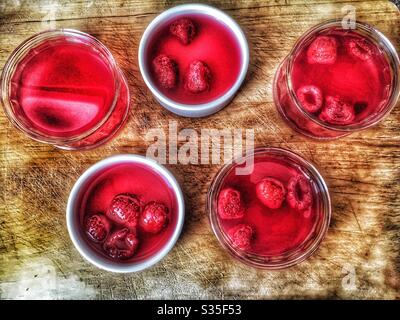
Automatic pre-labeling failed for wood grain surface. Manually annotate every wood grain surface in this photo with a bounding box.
[0,0,399,300]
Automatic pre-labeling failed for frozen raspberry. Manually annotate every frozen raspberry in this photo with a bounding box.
[106,193,141,229]
[307,36,337,64]
[296,85,323,113]
[218,187,245,220]
[185,60,211,93]
[103,228,139,260]
[85,214,111,243]
[287,175,312,211]
[319,96,355,125]
[152,54,178,89]
[139,201,169,234]
[228,224,254,250]
[346,38,374,61]
[170,18,196,45]
[256,177,286,209]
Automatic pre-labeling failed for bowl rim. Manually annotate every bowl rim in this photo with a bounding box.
[66,154,185,273]
[138,3,250,116]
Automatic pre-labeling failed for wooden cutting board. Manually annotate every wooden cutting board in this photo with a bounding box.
[0,0,399,299]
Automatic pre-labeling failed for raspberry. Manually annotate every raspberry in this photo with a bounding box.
[85,214,111,243]
[152,54,178,89]
[256,177,286,209]
[218,187,245,220]
[296,85,323,113]
[139,201,169,234]
[185,60,211,93]
[169,18,196,45]
[228,224,254,250]
[287,175,312,211]
[106,193,141,229]
[307,36,337,65]
[103,228,139,260]
[319,96,355,125]
[346,38,374,61]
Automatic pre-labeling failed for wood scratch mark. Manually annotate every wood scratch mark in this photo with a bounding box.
[348,200,363,234]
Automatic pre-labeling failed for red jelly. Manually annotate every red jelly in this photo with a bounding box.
[146,14,242,104]
[2,30,129,149]
[208,148,331,269]
[79,162,178,262]
[274,22,399,139]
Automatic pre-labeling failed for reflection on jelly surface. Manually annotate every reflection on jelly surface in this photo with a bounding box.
[10,39,116,137]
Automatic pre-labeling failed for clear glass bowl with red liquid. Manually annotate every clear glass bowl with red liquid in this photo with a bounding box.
[1,29,130,149]
[273,20,400,139]
[67,155,184,273]
[207,148,331,269]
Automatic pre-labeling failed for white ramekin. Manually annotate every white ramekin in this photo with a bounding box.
[66,154,185,273]
[138,4,249,117]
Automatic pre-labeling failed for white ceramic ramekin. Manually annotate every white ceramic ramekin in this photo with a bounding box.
[66,154,185,273]
[138,4,249,117]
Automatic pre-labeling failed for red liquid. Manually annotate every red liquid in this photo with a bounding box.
[79,163,179,262]
[147,14,242,104]
[293,29,391,124]
[217,154,321,256]
[10,39,116,138]
[275,27,393,138]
